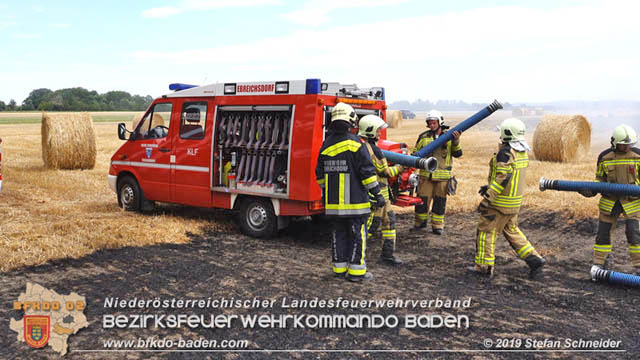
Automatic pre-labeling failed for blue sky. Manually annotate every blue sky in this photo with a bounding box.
[1,0,639,104]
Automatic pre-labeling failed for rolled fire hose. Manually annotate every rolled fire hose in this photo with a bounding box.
[539,177,640,197]
[590,265,640,287]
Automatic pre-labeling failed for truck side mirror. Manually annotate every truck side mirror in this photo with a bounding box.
[118,123,128,140]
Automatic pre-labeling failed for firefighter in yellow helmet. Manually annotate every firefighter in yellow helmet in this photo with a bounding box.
[358,114,404,265]
[316,102,386,282]
[469,118,545,278]
[580,124,640,276]
[411,110,462,235]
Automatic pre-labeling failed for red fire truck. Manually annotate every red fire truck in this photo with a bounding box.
[109,79,413,237]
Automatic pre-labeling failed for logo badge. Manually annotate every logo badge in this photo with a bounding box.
[24,315,50,348]
[146,148,152,158]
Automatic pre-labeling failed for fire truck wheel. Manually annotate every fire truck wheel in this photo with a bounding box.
[118,176,141,211]
[238,198,276,238]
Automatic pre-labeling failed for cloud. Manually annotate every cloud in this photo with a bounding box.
[281,0,411,26]
[182,0,281,9]
[141,0,281,18]
[141,6,183,18]
[130,1,640,102]
[32,5,45,13]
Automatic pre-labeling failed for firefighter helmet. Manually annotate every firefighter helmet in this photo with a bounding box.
[358,114,388,139]
[425,109,444,127]
[611,124,637,147]
[498,118,526,143]
[331,102,357,127]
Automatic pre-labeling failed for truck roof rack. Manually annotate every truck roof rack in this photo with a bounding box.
[165,79,384,100]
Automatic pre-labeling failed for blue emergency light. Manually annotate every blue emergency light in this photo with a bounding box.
[169,83,199,91]
[305,78,321,94]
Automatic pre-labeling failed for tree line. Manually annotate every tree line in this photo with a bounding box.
[0,87,154,111]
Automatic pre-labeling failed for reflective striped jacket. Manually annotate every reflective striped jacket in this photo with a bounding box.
[485,144,529,214]
[364,140,402,200]
[316,131,380,216]
[412,130,462,180]
[595,147,640,215]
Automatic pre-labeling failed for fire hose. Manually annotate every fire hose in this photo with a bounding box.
[381,100,503,172]
[539,177,640,197]
[590,265,640,287]
[380,151,438,172]
[414,100,503,158]
[219,111,290,187]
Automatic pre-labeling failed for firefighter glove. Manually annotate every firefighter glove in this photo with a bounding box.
[375,193,386,209]
[478,185,489,197]
[578,189,596,198]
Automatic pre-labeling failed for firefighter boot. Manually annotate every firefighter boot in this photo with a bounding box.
[591,258,610,278]
[346,272,374,283]
[432,228,444,236]
[467,264,493,278]
[411,223,427,232]
[525,255,546,279]
[380,238,403,266]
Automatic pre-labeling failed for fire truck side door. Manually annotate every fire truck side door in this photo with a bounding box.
[129,101,175,202]
[170,99,212,206]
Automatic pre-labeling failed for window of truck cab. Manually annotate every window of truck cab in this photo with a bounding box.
[134,102,173,140]
[179,101,207,140]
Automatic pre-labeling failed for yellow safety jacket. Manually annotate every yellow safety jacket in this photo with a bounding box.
[413,130,462,180]
[595,147,640,215]
[364,140,402,200]
[485,144,529,215]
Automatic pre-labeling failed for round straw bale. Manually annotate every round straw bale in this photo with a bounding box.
[532,114,591,162]
[131,113,164,130]
[386,110,402,129]
[41,112,96,169]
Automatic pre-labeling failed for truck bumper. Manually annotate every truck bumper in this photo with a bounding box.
[108,175,117,194]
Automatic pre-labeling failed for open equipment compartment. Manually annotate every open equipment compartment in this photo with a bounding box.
[213,105,293,196]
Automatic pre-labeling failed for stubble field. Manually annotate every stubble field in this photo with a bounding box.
[0,111,609,271]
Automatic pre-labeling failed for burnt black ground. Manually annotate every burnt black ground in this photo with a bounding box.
[1,209,639,360]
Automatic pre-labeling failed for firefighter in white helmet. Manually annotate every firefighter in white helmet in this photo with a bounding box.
[411,110,462,235]
[316,102,386,282]
[470,118,545,278]
[358,114,405,265]
[580,124,640,276]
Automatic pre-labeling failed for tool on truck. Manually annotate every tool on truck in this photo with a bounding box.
[109,79,434,238]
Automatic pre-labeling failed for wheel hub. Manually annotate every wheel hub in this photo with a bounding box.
[248,206,267,230]
[121,186,134,206]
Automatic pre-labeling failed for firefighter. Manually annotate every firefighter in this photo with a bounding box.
[316,102,386,282]
[469,118,546,278]
[579,124,640,276]
[411,110,462,235]
[358,114,404,266]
